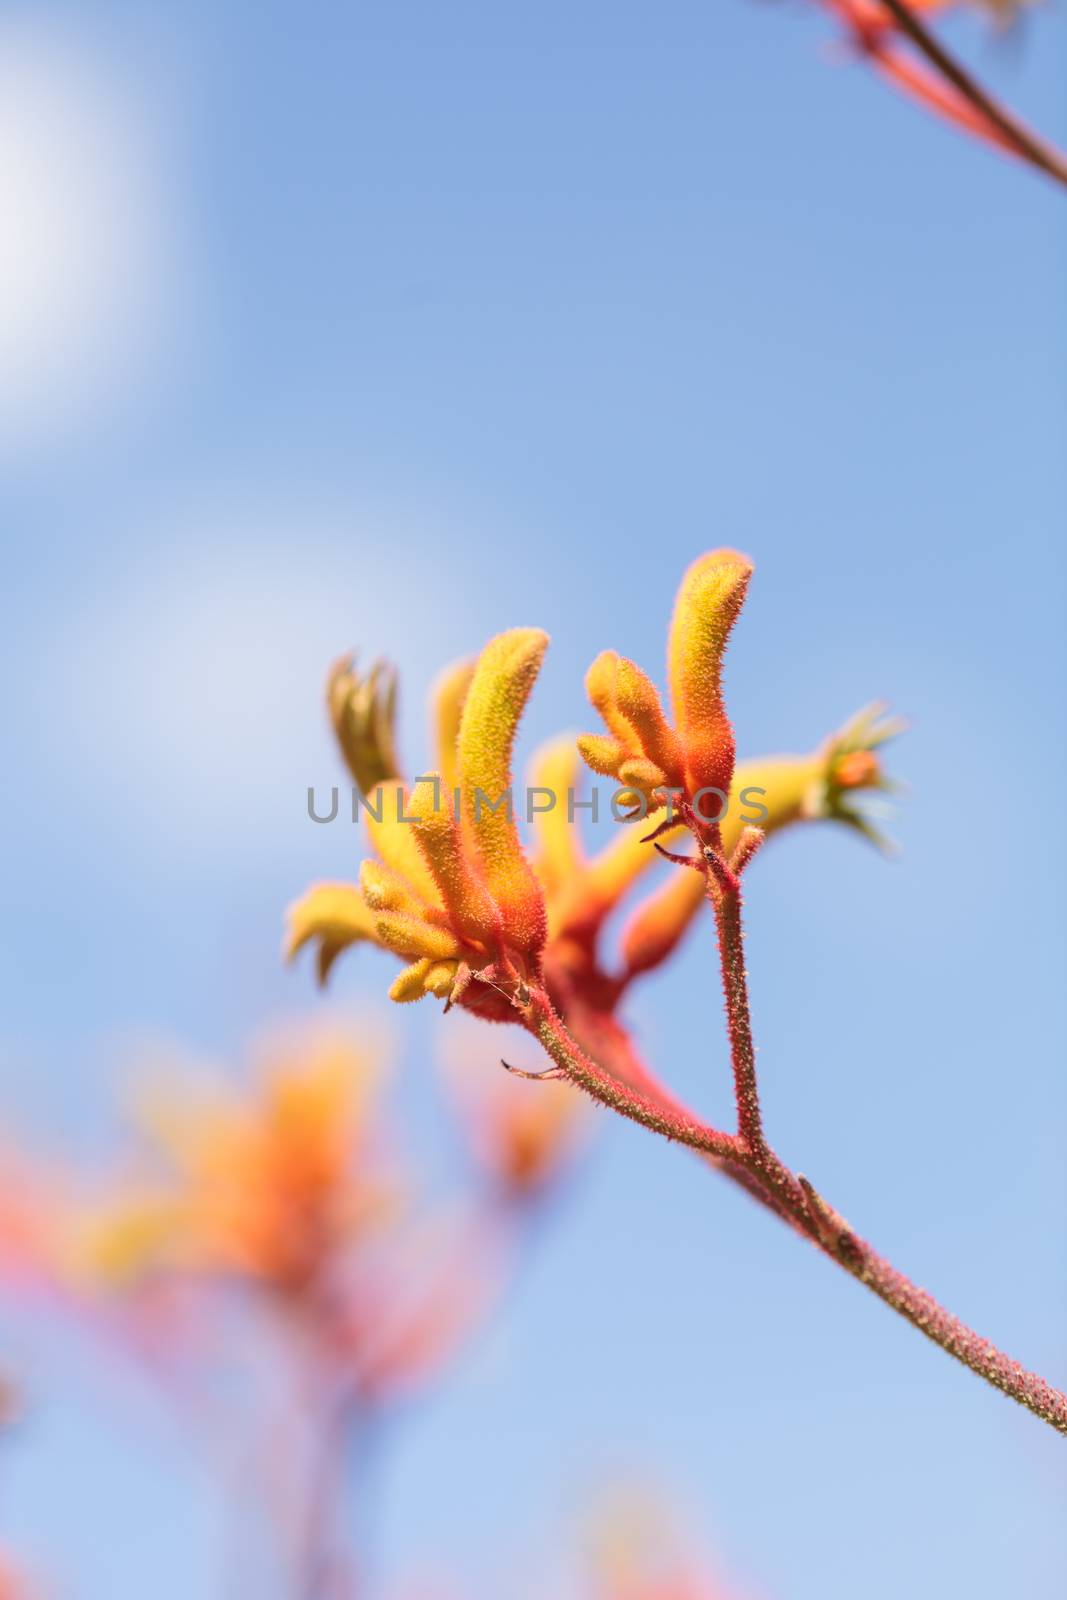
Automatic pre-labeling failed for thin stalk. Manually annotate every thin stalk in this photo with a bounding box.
[705,862,764,1152]
[562,992,800,1229]
[531,995,742,1167]
[874,0,1067,189]
[524,982,1067,1435]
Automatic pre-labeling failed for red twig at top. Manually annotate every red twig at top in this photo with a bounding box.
[823,0,1067,188]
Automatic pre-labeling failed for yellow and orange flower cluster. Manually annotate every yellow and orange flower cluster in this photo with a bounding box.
[289,549,898,1032]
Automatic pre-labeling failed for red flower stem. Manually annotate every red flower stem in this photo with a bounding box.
[530,993,742,1166]
[525,987,1067,1434]
[562,995,801,1229]
[872,0,1067,190]
[706,864,765,1152]
[823,1214,1067,1429]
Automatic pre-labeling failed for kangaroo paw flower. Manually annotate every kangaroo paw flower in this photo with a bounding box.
[578,549,753,827]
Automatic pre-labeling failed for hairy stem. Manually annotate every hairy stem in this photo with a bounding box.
[525,986,1067,1435]
[530,993,742,1167]
[707,870,764,1151]
[836,1224,1067,1428]
[562,993,800,1228]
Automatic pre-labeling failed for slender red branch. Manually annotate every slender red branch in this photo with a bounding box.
[524,917,1067,1434]
[704,852,764,1153]
[872,0,1067,188]
[561,992,802,1229]
[787,1174,1067,1429]
[528,991,742,1166]
[837,1224,1067,1427]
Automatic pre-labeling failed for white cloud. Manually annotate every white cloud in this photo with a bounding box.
[0,19,187,450]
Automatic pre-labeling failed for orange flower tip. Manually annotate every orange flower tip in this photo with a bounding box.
[327,653,401,795]
[833,750,881,790]
[808,703,906,854]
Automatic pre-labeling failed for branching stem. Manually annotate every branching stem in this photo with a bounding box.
[521,838,1067,1434]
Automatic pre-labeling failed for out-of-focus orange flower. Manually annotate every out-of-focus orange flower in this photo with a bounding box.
[0,1554,31,1600]
[588,1490,736,1600]
[79,1028,394,1300]
[0,1147,66,1294]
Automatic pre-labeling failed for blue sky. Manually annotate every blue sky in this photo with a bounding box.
[0,2,1064,1596]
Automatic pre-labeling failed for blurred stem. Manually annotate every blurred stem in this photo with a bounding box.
[298,1383,368,1600]
[874,0,1067,189]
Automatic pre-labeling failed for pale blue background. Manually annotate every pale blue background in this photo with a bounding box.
[0,1,1064,1596]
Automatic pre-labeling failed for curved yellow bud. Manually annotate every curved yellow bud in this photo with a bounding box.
[372,910,461,963]
[617,756,667,795]
[667,549,752,801]
[386,954,457,1004]
[285,883,378,985]
[423,959,459,998]
[576,732,627,778]
[457,628,548,959]
[389,958,437,1003]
